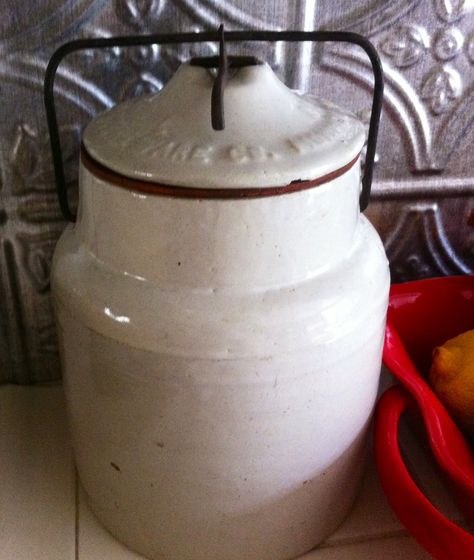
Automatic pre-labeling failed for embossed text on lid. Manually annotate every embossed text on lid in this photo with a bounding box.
[83,61,366,189]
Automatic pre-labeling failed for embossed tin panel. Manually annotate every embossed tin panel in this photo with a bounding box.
[0,0,473,383]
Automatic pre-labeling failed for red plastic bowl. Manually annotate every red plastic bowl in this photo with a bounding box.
[374,276,474,560]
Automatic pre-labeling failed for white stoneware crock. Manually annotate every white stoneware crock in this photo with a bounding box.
[52,60,390,560]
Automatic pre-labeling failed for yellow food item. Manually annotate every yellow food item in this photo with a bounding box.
[429,329,474,441]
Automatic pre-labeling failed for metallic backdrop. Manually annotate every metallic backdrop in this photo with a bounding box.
[0,0,473,384]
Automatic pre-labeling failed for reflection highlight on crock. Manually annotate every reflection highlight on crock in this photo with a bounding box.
[104,306,131,324]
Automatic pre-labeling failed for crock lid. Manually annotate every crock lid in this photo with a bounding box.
[83,61,366,189]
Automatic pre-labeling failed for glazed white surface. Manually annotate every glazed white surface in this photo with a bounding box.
[3,385,442,560]
[55,163,386,357]
[52,161,389,560]
[83,62,366,188]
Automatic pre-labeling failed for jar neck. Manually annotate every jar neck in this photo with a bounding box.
[76,162,361,290]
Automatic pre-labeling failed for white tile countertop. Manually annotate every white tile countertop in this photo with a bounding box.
[0,384,464,560]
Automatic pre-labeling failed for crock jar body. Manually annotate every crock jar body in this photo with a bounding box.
[52,159,389,560]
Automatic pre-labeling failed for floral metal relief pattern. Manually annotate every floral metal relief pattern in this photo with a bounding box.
[381,24,430,67]
[0,0,473,383]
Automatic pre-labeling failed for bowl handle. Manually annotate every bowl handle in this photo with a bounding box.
[374,385,474,560]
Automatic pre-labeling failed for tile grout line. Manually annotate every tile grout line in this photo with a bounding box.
[75,466,79,560]
[320,528,414,550]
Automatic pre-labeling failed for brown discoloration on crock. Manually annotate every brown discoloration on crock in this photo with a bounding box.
[468,209,474,227]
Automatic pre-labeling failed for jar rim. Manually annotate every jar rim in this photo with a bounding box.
[81,144,360,200]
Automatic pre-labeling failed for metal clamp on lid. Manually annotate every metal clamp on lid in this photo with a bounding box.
[189,25,263,131]
[44,27,384,221]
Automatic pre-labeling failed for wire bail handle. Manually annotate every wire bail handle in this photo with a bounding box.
[44,28,384,221]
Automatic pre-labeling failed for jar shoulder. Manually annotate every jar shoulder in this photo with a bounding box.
[52,215,390,358]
